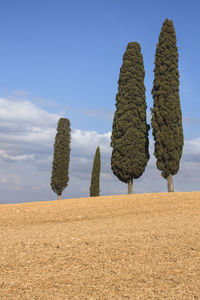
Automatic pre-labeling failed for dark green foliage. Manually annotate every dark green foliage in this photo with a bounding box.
[51,118,71,196]
[90,146,101,197]
[151,19,184,179]
[111,42,150,184]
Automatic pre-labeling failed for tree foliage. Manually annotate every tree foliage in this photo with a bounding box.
[111,42,150,186]
[51,118,71,197]
[151,19,184,179]
[90,146,101,197]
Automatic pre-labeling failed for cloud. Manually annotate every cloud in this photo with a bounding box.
[0,174,23,186]
[0,149,34,162]
[72,129,111,156]
[0,97,60,128]
[0,98,61,163]
[183,137,200,161]
[0,96,199,204]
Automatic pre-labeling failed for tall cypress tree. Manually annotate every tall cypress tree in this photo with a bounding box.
[90,146,101,197]
[151,19,184,192]
[51,118,71,200]
[111,42,150,194]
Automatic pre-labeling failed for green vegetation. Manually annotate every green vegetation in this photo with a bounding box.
[151,19,184,192]
[51,118,71,199]
[90,146,101,197]
[111,42,150,193]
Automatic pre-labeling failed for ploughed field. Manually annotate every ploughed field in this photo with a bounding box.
[0,192,200,299]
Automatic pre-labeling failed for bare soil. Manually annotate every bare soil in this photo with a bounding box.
[0,192,200,299]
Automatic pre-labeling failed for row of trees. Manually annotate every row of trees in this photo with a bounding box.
[50,18,184,199]
[50,119,101,199]
[111,18,183,194]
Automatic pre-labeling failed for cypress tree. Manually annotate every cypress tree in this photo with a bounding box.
[111,42,150,194]
[90,146,101,197]
[51,118,71,200]
[151,19,184,192]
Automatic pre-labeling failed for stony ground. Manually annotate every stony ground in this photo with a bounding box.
[0,192,200,299]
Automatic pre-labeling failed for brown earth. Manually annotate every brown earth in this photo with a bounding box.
[0,192,200,299]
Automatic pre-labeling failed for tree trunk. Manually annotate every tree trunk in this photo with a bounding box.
[58,194,62,200]
[167,174,174,192]
[128,179,133,194]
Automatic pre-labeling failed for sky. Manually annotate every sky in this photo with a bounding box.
[0,0,200,204]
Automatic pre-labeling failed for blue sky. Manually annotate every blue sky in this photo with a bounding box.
[0,0,200,203]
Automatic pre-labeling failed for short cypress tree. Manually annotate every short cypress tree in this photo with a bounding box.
[90,146,101,197]
[111,42,150,194]
[151,19,184,192]
[51,118,71,200]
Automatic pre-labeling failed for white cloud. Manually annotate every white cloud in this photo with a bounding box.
[72,129,111,151]
[0,149,34,162]
[0,97,60,128]
[0,96,199,204]
[0,174,24,187]
[183,137,200,157]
